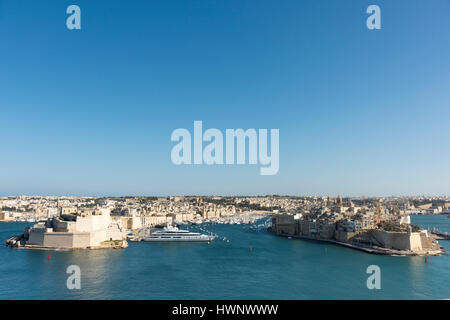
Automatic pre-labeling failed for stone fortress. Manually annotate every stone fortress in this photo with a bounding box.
[272,212,443,255]
[23,208,127,249]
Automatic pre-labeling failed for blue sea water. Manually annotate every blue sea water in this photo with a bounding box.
[0,215,448,299]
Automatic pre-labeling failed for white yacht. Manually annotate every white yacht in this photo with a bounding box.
[144,225,215,242]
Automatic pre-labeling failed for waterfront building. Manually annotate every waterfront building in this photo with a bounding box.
[60,206,78,215]
[0,211,14,222]
[271,214,296,235]
[120,216,142,230]
[425,206,443,214]
[141,214,173,227]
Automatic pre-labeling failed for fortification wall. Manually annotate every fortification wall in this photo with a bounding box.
[106,225,124,241]
[42,233,74,247]
[72,233,92,248]
[88,230,107,246]
[28,229,45,245]
[419,230,434,249]
[371,230,423,251]
[52,219,75,232]
[272,214,296,235]
[75,214,110,232]
[335,230,355,242]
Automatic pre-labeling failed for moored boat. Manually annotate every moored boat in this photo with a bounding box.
[144,225,215,242]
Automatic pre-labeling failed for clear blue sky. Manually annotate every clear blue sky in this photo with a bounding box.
[1,0,449,196]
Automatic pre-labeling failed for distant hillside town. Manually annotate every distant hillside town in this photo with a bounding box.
[269,196,449,256]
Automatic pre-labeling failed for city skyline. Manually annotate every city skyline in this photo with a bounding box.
[2,193,450,198]
[1,0,450,196]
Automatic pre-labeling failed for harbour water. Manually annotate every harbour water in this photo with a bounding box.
[0,215,448,299]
